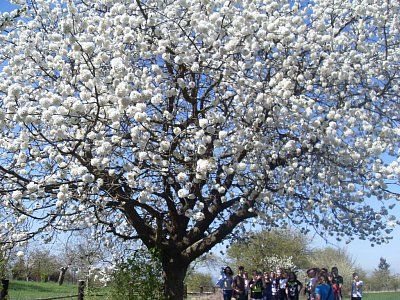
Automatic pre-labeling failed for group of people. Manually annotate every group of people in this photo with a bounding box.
[216,265,363,300]
[305,267,364,300]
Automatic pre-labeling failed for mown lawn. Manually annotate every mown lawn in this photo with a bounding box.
[6,282,399,300]
[362,291,400,300]
[5,280,107,300]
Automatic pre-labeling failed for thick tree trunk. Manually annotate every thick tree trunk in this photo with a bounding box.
[162,257,189,300]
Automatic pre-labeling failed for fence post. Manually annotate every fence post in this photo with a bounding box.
[78,280,85,300]
[0,279,9,300]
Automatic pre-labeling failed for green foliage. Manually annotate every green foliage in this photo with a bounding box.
[109,249,164,300]
[0,254,6,279]
[184,272,213,293]
[310,247,357,296]
[11,250,59,282]
[377,257,391,272]
[227,229,311,272]
[367,257,398,292]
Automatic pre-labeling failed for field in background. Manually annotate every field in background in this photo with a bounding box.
[362,291,400,300]
[188,291,400,300]
[6,280,106,300]
[5,281,400,300]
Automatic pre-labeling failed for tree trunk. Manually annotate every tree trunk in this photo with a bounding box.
[162,257,189,300]
[58,266,68,285]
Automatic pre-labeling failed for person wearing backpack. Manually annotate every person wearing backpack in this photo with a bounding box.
[315,274,334,300]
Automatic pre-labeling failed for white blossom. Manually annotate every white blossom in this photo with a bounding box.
[177,188,189,198]
[192,212,205,221]
[159,140,170,152]
[198,118,208,128]
[176,172,188,182]
[12,191,23,200]
[0,1,399,294]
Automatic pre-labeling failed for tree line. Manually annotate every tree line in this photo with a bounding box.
[1,229,399,299]
[185,230,400,296]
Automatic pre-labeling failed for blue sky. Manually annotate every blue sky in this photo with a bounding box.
[313,224,400,274]
[1,0,399,276]
[0,1,19,12]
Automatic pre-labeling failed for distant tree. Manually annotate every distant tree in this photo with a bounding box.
[0,248,11,279]
[185,272,214,293]
[309,247,356,295]
[59,234,114,287]
[186,252,223,278]
[392,274,400,291]
[369,257,393,291]
[11,248,59,282]
[227,229,311,272]
[376,257,390,273]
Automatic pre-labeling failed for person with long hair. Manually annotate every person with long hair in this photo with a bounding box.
[285,272,303,300]
[216,266,235,300]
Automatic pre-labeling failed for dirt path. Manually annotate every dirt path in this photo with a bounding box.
[188,293,222,300]
[189,293,223,300]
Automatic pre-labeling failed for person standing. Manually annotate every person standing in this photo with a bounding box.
[304,268,318,300]
[233,266,247,300]
[244,271,250,300]
[331,267,343,300]
[327,273,338,300]
[270,271,279,300]
[263,271,272,300]
[249,270,266,300]
[216,266,234,300]
[315,274,334,300]
[278,270,288,300]
[285,272,303,300]
[351,273,363,300]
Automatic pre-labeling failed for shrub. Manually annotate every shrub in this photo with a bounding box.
[109,249,164,300]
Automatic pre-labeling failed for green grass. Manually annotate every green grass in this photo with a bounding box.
[362,291,400,300]
[7,280,77,300]
[7,282,399,300]
[5,280,107,300]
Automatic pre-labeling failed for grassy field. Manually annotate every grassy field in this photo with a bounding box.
[8,281,76,300]
[362,291,400,300]
[4,281,400,300]
[5,280,107,300]
[187,292,400,300]
[190,292,400,300]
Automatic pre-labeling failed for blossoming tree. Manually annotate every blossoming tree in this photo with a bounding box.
[1,0,399,298]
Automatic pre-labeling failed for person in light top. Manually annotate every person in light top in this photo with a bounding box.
[351,273,363,300]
